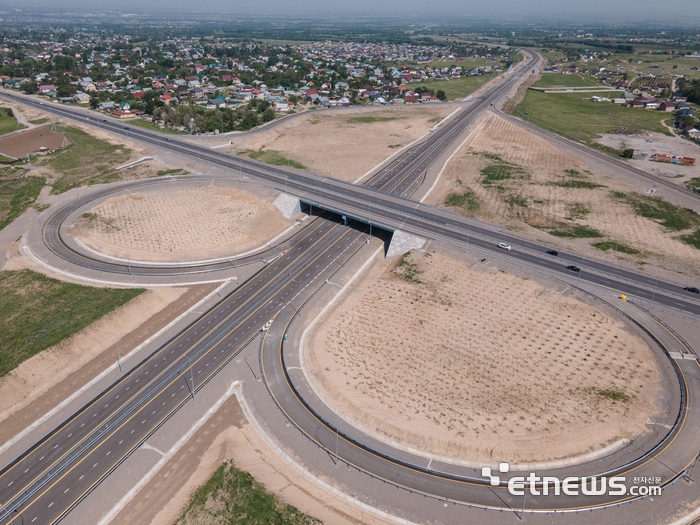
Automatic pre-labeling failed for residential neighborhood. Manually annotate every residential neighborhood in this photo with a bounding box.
[0,31,515,133]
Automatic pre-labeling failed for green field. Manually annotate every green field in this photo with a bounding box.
[0,108,25,136]
[532,73,604,89]
[49,127,132,194]
[28,117,49,125]
[128,119,181,134]
[240,148,306,169]
[416,74,494,100]
[175,460,320,525]
[515,90,672,144]
[0,269,143,378]
[0,171,45,230]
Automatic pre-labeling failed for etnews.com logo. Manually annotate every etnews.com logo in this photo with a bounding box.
[481,463,662,497]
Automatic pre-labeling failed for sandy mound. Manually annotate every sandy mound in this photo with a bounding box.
[429,112,700,277]
[70,187,293,262]
[229,106,454,182]
[306,251,662,464]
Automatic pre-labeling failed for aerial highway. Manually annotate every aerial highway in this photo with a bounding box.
[1,48,700,523]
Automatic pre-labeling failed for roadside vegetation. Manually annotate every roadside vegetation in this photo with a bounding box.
[417,75,493,100]
[444,185,481,213]
[239,147,306,169]
[0,108,25,136]
[175,460,320,525]
[48,126,131,194]
[548,224,604,239]
[0,269,143,378]
[686,177,700,194]
[514,90,672,145]
[592,241,640,255]
[610,190,700,249]
[394,251,423,284]
[0,168,45,231]
[346,115,399,124]
[127,118,182,135]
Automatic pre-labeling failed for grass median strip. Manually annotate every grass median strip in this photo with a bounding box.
[175,460,320,525]
[0,269,143,378]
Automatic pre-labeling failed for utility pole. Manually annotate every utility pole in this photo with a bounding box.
[117,339,122,374]
[612,242,619,265]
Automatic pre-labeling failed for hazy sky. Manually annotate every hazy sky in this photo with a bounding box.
[3,0,698,23]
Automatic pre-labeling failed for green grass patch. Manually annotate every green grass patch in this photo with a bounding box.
[532,73,603,89]
[0,154,15,163]
[595,387,630,403]
[241,148,306,170]
[394,251,422,284]
[0,269,143,378]
[506,194,528,207]
[679,229,700,250]
[552,180,605,189]
[0,174,45,231]
[49,127,131,194]
[346,115,399,124]
[28,117,49,125]
[592,241,640,254]
[175,460,320,525]
[128,119,181,134]
[0,108,25,136]
[444,188,480,212]
[516,90,672,143]
[610,191,700,231]
[481,152,507,162]
[155,168,190,177]
[417,75,493,101]
[567,202,590,219]
[481,164,524,183]
[686,178,700,193]
[549,225,604,238]
[564,169,587,179]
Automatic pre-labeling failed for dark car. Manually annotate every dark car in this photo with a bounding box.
[566,265,581,272]
[124,126,129,130]
[684,286,700,294]
[546,250,559,256]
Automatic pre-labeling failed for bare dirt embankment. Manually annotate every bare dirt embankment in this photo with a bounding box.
[69,186,294,262]
[306,250,662,464]
[226,105,455,182]
[427,112,700,278]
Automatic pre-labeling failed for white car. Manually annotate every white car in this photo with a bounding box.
[498,242,512,251]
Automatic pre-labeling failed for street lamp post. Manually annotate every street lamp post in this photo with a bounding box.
[649,279,659,311]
